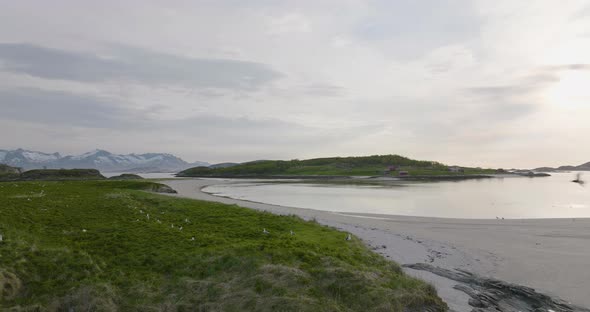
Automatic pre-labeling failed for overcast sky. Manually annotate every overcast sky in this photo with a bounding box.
[1,1,589,167]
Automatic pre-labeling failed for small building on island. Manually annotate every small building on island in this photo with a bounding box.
[448,166,464,173]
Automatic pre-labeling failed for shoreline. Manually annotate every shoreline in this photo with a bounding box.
[174,173,497,181]
[164,178,590,311]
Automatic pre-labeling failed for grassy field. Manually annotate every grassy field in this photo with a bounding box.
[178,155,496,177]
[0,180,446,311]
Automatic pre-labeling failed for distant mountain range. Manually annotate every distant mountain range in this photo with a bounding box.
[534,161,590,172]
[0,149,209,172]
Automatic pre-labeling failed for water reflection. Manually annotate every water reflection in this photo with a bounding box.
[203,173,589,219]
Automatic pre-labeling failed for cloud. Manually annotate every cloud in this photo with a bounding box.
[353,0,481,59]
[267,13,312,34]
[0,87,134,128]
[0,86,370,146]
[1,2,590,167]
[0,84,389,162]
[0,43,283,90]
[465,63,590,101]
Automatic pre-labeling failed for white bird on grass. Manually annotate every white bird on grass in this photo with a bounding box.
[185,218,190,223]
[82,229,87,233]
[179,226,183,231]
[346,233,352,241]
[156,219,162,224]
[191,237,195,241]
[0,234,3,242]
[263,228,270,234]
[290,230,295,236]
[171,224,174,228]
[146,214,150,220]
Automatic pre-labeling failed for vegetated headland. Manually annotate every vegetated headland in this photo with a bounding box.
[0,180,446,311]
[177,154,499,180]
[0,166,105,181]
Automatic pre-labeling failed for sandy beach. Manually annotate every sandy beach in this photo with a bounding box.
[165,179,590,311]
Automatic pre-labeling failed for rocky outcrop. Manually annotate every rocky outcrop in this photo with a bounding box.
[108,174,144,180]
[404,263,589,312]
[149,184,177,194]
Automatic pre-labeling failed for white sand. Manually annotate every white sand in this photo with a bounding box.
[165,179,590,310]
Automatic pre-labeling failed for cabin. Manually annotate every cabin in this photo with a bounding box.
[448,166,464,173]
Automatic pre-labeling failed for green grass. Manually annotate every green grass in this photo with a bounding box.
[178,154,496,177]
[0,181,446,311]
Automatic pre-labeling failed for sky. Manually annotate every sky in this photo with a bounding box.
[1,0,590,168]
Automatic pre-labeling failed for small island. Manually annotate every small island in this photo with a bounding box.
[177,154,498,180]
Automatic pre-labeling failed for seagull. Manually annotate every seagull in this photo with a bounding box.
[146,214,150,220]
[140,210,144,214]
[0,234,3,242]
[171,224,174,228]
[290,230,295,236]
[346,233,352,241]
[156,219,162,224]
[191,237,195,241]
[185,218,190,223]
[179,226,183,231]
[572,173,585,185]
[82,229,87,233]
[263,228,270,234]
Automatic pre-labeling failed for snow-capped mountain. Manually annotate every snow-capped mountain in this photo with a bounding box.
[0,149,62,168]
[0,149,209,172]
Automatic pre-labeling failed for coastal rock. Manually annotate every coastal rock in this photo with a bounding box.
[403,263,589,312]
[150,184,177,194]
[108,174,144,180]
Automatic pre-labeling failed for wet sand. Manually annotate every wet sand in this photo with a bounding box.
[164,179,590,311]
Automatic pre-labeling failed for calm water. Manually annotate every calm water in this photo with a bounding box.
[202,173,590,219]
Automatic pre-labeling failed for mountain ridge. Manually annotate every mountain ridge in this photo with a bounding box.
[533,161,590,172]
[0,148,209,172]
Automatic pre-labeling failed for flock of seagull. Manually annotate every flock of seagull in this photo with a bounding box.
[127,205,356,243]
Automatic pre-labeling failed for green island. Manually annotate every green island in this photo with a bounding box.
[0,168,106,182]
[178,154,497,178]
[0,180,446,311]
